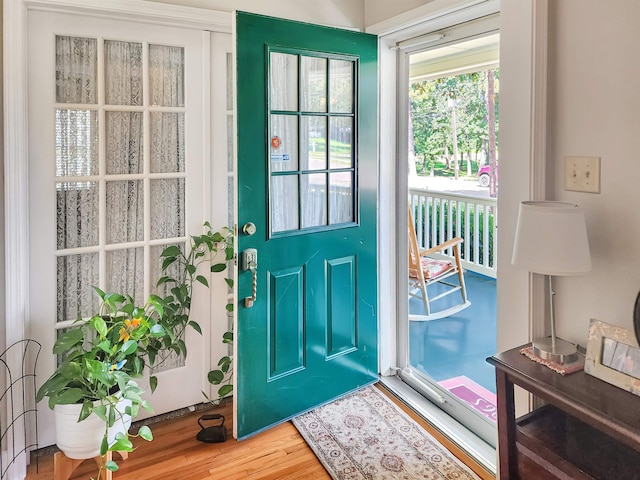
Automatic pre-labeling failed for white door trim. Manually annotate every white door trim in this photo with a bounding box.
[496,0,548,358]
[3,1,231,477]
[3,4,30,477]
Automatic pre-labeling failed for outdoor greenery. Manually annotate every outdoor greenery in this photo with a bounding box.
[410,69,499,189]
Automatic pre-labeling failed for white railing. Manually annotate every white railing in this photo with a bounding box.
[409,188,497,278]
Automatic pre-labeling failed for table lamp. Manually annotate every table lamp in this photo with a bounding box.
[512,201,591,364]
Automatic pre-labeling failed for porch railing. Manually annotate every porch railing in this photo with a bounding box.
[409,188,497,278]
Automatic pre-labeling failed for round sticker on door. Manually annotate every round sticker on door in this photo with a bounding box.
[271,136,281,149]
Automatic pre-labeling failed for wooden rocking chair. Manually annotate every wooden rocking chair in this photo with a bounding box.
[408,207,471,321]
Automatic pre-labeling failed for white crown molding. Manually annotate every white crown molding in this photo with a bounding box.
[25,0,232,32]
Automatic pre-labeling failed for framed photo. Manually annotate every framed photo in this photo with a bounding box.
[585,319,640,396]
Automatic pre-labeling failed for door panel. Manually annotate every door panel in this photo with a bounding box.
[327,256,357,357]
[235,12,378,439]
[28,10,210,447]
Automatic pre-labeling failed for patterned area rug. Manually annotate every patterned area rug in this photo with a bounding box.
[292,385,480,480]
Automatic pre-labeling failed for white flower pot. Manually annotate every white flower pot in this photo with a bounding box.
[54,397,132,460]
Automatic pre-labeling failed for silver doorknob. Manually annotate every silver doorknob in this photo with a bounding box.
[242,222,257,236]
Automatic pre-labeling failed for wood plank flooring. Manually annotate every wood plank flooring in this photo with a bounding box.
[27,385,494,479]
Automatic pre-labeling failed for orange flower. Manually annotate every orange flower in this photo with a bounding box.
[119,317,142,342]
[124,317,142,329]
[118,327,130,342]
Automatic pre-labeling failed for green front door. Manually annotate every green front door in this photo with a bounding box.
[235,12,378,439]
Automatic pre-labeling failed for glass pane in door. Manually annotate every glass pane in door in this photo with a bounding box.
[55,110,98,176]
[150,178,185,239]
[106,180,144,243]
[270,114,299,172]
[150,112,185,173]
[301,173,327,228]
[271,175,299,233]
[56,182,99,249]
[105,112,143,174]
[106,248,145,307]
[270,52,298,111]
[268,50,357,235]
[149,45,185,107]
[104,40,143,106]
[301,116,326,171]
[56,253,99,322]
[329,172,353,224]
[301,56,327,112]
[54,36,188,333]
[329,117,353,169]
[329,59,353,113]
[56,36,97,104]
[404,35,500,447]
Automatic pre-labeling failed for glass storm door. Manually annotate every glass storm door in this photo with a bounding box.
[235,12,378,439]
[27,10,209,447]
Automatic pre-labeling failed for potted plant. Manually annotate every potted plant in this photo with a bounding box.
[36,290,163,475]
[36,223,235,475]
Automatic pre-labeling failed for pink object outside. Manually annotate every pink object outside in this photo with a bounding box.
[439,376,497,423]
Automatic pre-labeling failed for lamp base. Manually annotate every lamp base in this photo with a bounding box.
[532,337,578,364]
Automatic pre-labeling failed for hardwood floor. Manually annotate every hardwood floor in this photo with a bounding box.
[27,385,494,479]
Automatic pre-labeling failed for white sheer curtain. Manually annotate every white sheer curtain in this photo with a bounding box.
[56,36,100,322]
[56,37,185,322]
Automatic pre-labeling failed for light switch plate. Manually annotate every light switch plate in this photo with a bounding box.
[564,156,601,193]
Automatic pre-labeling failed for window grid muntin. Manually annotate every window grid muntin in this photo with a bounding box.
[267,47,358,237]
[54,35,188,326]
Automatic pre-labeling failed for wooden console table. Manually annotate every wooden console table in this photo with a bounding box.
[487,345,640,479]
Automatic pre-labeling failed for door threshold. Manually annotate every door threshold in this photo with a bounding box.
[379,375,496,476]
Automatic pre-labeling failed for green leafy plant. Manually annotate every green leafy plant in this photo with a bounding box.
[150,223,235,397]
[36,292,163,475]
[202,236,234,404]
[36,222,235,476]
[205,309,234,403]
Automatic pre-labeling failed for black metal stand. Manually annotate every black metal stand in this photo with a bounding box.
[0,339,41,479]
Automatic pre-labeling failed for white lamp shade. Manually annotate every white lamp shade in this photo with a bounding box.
[512,201,591,276]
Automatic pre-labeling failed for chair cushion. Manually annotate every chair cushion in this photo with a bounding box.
[420,257,454,279]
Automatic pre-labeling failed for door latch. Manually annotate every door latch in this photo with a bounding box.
[242,248,257,308]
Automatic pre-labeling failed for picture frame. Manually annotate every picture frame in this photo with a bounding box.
[633,290,640,346]
[585,318,640,397]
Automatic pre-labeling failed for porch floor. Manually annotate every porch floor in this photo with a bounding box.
[409,271,497,394]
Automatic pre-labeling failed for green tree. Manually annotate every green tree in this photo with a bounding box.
[409,68,499,183]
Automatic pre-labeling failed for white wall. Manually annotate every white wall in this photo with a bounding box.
[150,0,365,29]
[364,0,433,26]
[547,0,640,345]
